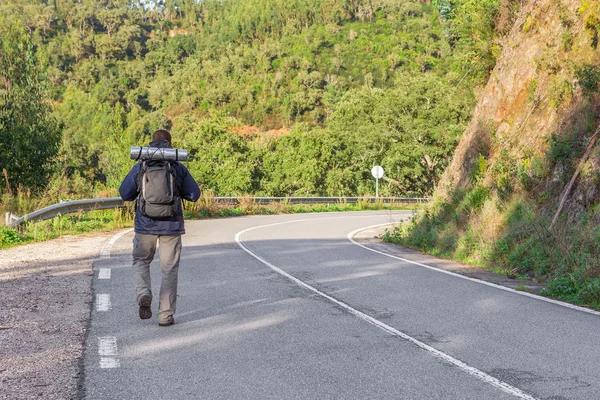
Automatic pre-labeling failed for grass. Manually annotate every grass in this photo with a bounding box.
[0,207,134,249]
[0,185,135,249]
[185,193,421,219]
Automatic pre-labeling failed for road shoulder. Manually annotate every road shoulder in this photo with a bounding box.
[0,232,116,400]
[353,226,545,294]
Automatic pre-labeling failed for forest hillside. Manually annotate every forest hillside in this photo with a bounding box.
[391,0,600,309]
[0,0,499,208]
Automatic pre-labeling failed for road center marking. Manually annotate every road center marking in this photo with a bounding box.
[98,268,111,279]
[96,294,112,311]
[99,358,120,369]
[95,228,132,371]
[98,337,120,369]
[235,218,536,400]
[98,337,118,355]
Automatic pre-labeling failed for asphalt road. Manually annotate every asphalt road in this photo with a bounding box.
[85,211,600,399]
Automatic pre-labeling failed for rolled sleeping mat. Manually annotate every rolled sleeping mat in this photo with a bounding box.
[130,146,189,161]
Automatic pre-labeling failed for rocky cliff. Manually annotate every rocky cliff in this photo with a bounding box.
[393,0,600,308]
[440,0,600,220]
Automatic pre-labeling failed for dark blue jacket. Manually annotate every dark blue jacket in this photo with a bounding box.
[119,161,200,235]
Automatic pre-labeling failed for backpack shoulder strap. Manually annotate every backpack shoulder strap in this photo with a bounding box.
[137,161,147,193]
[169,161,179,197]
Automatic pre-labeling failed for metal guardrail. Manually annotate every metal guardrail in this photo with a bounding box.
[213,197,427,205]
[5,198,126,228]
[5,196,428,228]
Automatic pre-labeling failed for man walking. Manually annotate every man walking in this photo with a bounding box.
[119,130,200,326]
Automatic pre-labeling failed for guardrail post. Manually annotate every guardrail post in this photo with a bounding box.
[4,212,18,227]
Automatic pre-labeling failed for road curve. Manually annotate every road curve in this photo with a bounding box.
[85,211,600,399]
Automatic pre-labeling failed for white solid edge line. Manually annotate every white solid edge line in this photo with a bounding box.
[348,223,600,317]
[100,228,134,259]
[235,221,537,400]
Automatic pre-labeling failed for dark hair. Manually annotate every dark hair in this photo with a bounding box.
[152,129,171,144]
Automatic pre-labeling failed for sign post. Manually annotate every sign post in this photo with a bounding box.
[371,166,384,197]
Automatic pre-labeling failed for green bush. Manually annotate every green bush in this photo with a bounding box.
[575,64,600,96]
[542,275,582,303]
[580,278,600,305]
[549,133,573,164]
[0,227,25,247]
[74,220,105,232]
[457,185,490,215]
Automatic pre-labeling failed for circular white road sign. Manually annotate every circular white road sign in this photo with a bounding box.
[371,166,384,179]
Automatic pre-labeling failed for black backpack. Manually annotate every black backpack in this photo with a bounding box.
[138,160,179,218]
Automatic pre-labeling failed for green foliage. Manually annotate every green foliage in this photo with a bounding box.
[542,275,581,301]
[548,133,574,165]
[433,0,502,83]
[183,117,256,195]
[580,278,600,305]
[0,206,133,248]
[0,17,62,192]
[575,64,600,96]
[527,78,538,103]
[457,185,489,215]
[0,227,25,247]
[542,274,600,308]
[0,0,496,199]
[382,197,461,254]
[470,154,487,183]
[561,31,574,51]
[490,150,518,199]
[548,78,574,109]
[522,11,540,33]
[581,1,600,48]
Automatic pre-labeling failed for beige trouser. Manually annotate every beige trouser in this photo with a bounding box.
[133,233,182,322]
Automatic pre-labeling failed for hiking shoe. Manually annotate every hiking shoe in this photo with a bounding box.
[158,316,174,327]
[138,295,152,320]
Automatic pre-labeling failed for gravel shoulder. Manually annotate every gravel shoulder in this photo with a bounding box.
[0,231,118,400]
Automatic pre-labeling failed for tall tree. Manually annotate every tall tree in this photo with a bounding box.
[0,17,62,192]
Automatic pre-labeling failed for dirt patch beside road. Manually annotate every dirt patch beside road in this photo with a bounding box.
[0,232,118,400]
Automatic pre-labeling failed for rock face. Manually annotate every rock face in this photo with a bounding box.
[438,0,600,216]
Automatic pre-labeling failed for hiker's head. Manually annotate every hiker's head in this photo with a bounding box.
[152,130,172,145]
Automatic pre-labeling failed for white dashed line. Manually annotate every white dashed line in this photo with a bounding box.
[98,268,111,279]
[98,337,120,368]
[235,219,537,400]
[98,337,118,355]
[99,357,121,369]
[96,294,112,311]
[95,229,133,371]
